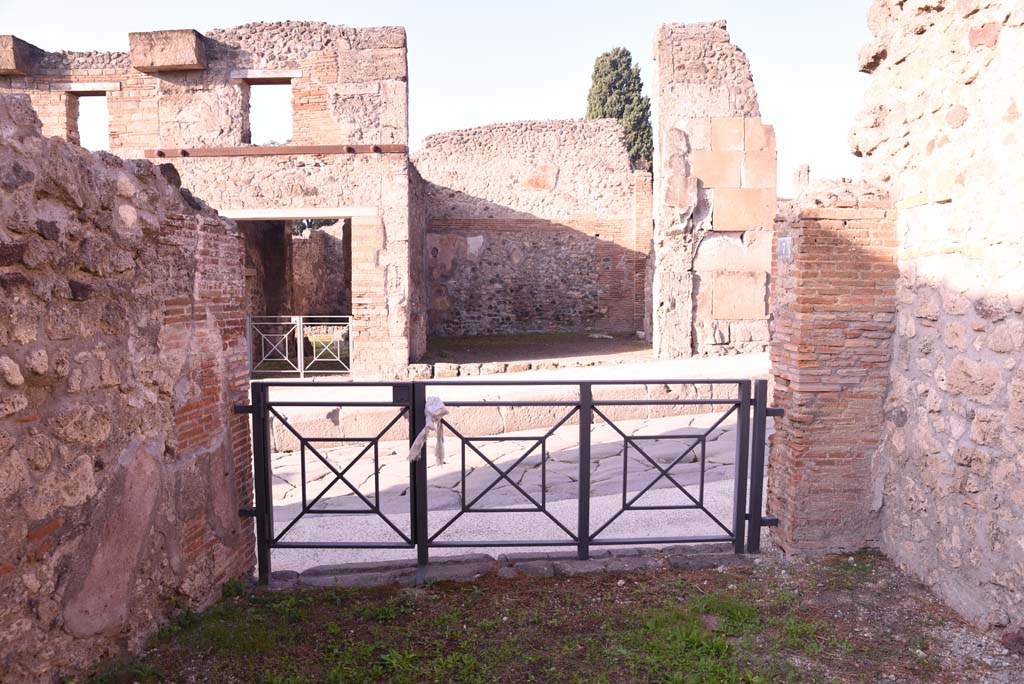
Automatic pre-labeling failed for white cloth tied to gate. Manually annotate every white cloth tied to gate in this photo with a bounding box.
[407,396,449,466]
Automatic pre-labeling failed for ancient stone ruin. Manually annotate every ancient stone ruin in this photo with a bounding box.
[0,2,1022,680]
[650,22,775,358]
[0,94,252,679]
[0,20,776,378]
[769,0,1024,631]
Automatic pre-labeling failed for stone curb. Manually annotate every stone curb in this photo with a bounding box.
[267,543,750,591]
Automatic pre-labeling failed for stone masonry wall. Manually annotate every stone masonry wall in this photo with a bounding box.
[0,22,408,157]
[851,0,1024,628]
[0,22,417,376]
[289,226,329,316]
[767,182,898,554]
[170,153,415,376]
[651,22,776,358]
[290,221,352,317]
[239,221,291,316]
[0,95,253,682]
[413,119,652,337]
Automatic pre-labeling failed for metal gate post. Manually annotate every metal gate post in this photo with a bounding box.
[731,381,751,554]
[577,383,592,560]
[245,316,254,378]
[295,317,305,379]
[251,382,274,584]
[411,382,429,575]
[746,379,769,553]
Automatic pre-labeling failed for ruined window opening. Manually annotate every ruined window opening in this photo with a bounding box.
[74,94,109,151]
[247,83,293,146]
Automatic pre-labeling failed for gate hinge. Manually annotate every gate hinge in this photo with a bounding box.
[234,404,254,415]
[761,516,780,528]
[766,407,785,418]
[238,507,257,518]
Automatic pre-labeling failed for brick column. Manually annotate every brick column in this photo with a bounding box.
[632,170,654,336]
[767,183,897,553]
[350,215,409,378]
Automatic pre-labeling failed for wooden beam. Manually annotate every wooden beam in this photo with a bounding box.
[220,207,378,221]
[144,144,407,158]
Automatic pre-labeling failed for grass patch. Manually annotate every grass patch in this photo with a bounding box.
[86,554,979,684]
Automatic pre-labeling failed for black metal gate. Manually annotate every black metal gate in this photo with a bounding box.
[239,378,780,584]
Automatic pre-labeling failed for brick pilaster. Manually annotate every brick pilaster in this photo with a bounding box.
[767,183,897,553]
[350,215,409,378]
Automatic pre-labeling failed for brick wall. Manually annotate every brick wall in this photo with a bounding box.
[767,182,897,553]
[351,216,410,377]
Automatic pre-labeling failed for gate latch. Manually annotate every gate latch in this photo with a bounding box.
[238,507,257,518]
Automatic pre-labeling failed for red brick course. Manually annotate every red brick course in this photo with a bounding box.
[767,184,897,553]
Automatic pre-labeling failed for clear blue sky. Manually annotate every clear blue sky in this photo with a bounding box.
[1,0,873,196]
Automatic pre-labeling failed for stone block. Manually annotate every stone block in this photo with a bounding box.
[352,26,407,50]
[712,187,776,231]
[338,48,407,83]
[128,30,206,73]
[741,151,776,189]
[711,272,768,320]
[744,119,775,152]
[552,559,608,576]
[730,319,769,343]
[664,173,699,208]
[711,117,745,151]
[512,560,555,577]
[689,150,741,188]
[0,35,38,76]
[433,363,458,378]
[679,117,711,151]
[694,230,772,272]
[521,163,559,191]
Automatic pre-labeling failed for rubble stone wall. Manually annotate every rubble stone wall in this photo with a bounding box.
[851,0,1024,628]
[289,221,352,317]
[0,94,253,682]
[239,221,291,316]
[651,22,776,357]
[412,119,651,337]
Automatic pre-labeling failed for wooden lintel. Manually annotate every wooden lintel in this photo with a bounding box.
[144,144,407,159]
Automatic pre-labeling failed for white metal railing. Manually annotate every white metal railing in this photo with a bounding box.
[247,315,352,378]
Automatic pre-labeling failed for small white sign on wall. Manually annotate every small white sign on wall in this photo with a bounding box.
[777,236,793,261]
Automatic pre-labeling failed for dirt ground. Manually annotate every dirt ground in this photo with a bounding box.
[424,332,653,364]
[85,549,1022,684]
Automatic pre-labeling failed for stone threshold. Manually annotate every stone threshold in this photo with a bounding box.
[266,543,753,591]
[406,356,644,380]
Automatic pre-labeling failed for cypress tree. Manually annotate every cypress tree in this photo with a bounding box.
[586,47,653,170]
